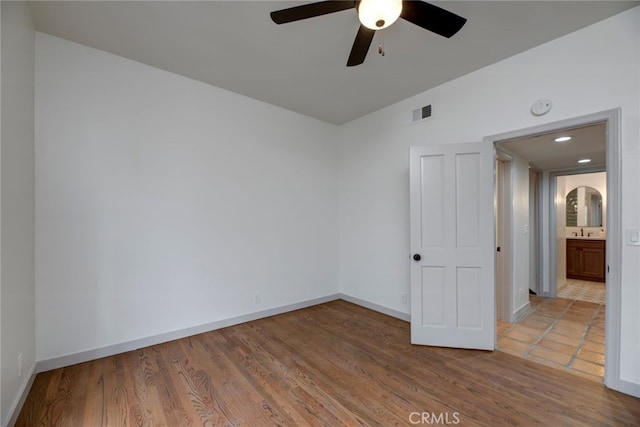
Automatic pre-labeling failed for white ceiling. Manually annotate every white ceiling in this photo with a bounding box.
[497,122,607,171]
[27,1,638,125]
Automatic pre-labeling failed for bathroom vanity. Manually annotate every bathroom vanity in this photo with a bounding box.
[566,238,606,282]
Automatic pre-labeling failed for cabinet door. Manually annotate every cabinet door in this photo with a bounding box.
[566,239,606,282]
[582,247,606,282]
[566,244,580,277]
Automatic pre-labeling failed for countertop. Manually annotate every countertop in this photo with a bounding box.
[566,236,606,240]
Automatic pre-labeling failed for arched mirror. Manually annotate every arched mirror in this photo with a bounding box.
[566,186,603,227]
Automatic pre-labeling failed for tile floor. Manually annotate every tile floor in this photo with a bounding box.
[497,295,605,382]
[557,279,606,304]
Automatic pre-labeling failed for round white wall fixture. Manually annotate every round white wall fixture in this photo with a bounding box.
[531,99,552,116]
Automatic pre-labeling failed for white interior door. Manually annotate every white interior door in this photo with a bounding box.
[409,142,495,350]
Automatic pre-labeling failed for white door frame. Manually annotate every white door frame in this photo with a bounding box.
[495,154,513,321]
[484,108,622,390]
[529,168,542,296]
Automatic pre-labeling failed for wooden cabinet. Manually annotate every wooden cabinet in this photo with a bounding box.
[566,239,605,282]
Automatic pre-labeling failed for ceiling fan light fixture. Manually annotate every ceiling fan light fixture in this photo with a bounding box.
[270,0,466,67]
[358,0,403,30]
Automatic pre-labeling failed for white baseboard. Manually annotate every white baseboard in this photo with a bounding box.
[338,293,410,322]
[616,378,640,398]
[512,301,531,323]
[37,294,341,373]
[3,365,37,427]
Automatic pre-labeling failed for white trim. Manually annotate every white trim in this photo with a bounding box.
[495,154,514,321]
[483,109,623,393]
[3,366,37,427]
[617,379,640,398]
[37,294,341,373]
[603,109,622,390]
[339,293,411,322]
[513,301,532,323]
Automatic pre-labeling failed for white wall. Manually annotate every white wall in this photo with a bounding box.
[0,1,36,425]
[35,33,339,361]
[338,7,640,390]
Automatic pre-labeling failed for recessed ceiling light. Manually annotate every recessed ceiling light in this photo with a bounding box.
[554,136,572,142]
[578,158,591,164]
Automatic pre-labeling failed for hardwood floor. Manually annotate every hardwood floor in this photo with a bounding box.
[17,300,640,426]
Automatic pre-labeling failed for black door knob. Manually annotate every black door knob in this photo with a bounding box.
[413,254,421,261]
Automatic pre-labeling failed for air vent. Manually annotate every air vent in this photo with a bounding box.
[412,104,432,123]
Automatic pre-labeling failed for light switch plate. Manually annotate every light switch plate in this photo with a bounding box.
[626,228,640,246]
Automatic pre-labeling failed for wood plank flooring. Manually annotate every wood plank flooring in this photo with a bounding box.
[17,300,640,426]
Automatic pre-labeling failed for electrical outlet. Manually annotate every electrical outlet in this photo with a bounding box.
[253,292,261,304]
[18,353,23,377]
[401,293,408,304]
[519,289,524,300]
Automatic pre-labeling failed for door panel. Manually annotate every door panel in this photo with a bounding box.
[410,142,495,350]
[456,153,482,248]
[420,155,445,247]
[420,266,446,326]
[457,267,482,328]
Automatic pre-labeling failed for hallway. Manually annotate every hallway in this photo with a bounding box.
[558,278,606,304]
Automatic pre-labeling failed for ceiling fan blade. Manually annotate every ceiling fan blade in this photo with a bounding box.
[271,1,355,24]
[347,25,375,67]
[400,1,467,38]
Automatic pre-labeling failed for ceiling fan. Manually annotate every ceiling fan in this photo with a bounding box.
[270,0,467,66]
